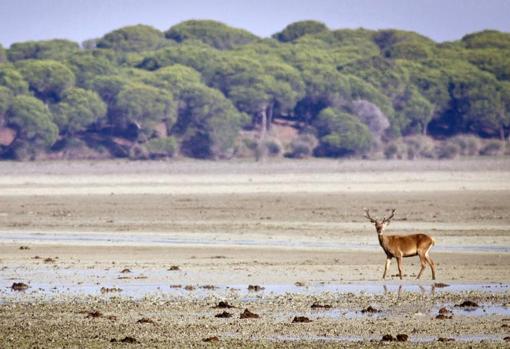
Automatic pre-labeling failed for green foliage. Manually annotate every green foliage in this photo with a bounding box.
[0,86,12,120]
[111,83,176,132]
[2,21,510,160]
[90,75,129,105]
[339,56,409,98]
[348,75,395,118]
[67,52,117,88]
[178,84,249,159]
[313,108,373,156]
[146,137,177,157]
[394,86,434,135]
[17,60,75,101]
[374,30,435,60]
[273,20,329,42]
[6,95,58,155]
[462,30,510,50]
[97,25,167,52]
[466,49,510,81]
[151,64,203,97]
[0,64,29,94]
[402,60,450,113]
[52,88,107,134]
[137,42,222,78]
[0,44,6,63]
[439,61,505,137]
[165,20,258,50]
[7,39,80,62]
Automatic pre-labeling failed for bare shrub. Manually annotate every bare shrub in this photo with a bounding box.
[234,133,258,158]
[383,140,407,159]
[263,138,283,157]
[286,133,318,159]
[435,141,460,159]
[449,135,481,156]
[351,100,390,139]
[128,144,149,160]
[479,140,505,156]
[403,135,436,159]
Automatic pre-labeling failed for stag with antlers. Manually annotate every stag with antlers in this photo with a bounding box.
[364,208,436,280]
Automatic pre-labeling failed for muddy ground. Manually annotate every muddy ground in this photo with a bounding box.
[0,159,509,348]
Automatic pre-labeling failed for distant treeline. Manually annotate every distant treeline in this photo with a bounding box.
[0,20,509,160]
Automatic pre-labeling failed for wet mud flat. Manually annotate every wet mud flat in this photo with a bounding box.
[1,246,510,348]
[1,282,510,348]
[1,159,510,347]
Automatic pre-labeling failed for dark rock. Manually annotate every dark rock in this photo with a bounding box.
[438,307,451,314]
[19,246,30,250]
[248,285,264,292]
[215,311,232,318]
[100,287,122,293]
[455,300,479,308]
[437,337,455,342]
[86,310,102,318]
[136,317,155,324]
[311,302,332,309]
[240,308,259,319]
[396,334,408,342]
[200,285,217,290]
[214,301,234,309]
[168,265,180,271]
[436,314,453,320]
[292,316,312,323]
[381,334,395,341]
[361,305,380,313]
[11,282,29,291]
[120,336,137,344]
[203,336,220,342]
[120,268,131,273]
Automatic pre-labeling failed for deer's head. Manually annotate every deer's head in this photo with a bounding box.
[364,208,396,235]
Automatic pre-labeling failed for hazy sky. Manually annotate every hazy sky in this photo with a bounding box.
[1,0,509,47]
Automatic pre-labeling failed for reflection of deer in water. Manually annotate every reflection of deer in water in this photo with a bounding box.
[364,208,436,280]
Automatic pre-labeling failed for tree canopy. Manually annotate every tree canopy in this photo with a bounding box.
[1,20,509,160]
[165,20,259,50]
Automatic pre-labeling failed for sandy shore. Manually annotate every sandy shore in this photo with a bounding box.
[1,159,509,347]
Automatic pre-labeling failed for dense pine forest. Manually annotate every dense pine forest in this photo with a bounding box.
[0,20,509,160]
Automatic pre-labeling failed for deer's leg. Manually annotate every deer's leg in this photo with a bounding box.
[383,257,391,279]
[396,256,403,280]
[416,253,427,279]
[425,245,436,280]
[425,255,436,280]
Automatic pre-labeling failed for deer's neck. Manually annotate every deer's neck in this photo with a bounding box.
[378,233,390,252]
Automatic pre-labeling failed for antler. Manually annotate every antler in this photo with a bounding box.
[383,209,396,224]
[363,208,377,223]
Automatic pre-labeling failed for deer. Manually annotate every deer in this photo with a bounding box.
[364,208,436,280]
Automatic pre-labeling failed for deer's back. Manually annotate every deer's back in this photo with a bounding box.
[385,233,434,257]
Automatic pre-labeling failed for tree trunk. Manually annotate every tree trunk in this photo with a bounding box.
[260,109,267,138]
[266,105,273,132]
[256,109,268,162]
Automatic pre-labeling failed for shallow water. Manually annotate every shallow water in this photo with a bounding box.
[265,333,506,343]
[2,279,509,301]
[1,230,509,253]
